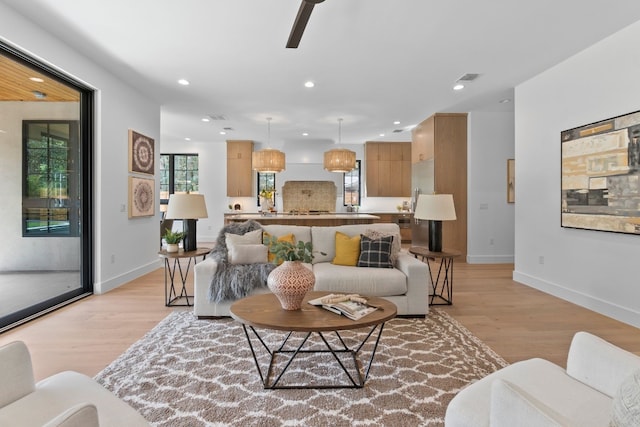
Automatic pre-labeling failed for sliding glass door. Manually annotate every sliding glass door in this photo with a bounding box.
[0,43,93,332]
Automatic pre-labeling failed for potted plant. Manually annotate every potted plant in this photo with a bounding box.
[163,229,185,253]
[265,237,316,310]
[267,237,315,264]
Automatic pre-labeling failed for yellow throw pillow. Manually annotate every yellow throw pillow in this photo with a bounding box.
[333,231,361,266]
[263,232,296,264]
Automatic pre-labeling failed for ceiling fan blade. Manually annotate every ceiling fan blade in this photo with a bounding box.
[286,0,324,48]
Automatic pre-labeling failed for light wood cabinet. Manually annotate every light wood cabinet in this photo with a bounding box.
[226,140,253,197]
[365,142,411,197]
[411,113,467,256]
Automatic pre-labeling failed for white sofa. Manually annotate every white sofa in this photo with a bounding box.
[194,223,430,317]
[445,331,640,427]
[0,341,149,427]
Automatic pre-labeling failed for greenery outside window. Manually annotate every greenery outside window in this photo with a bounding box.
[257,172,276,207]
[160,153,199,204]
[343,159,361,206]
[23,120,79,236]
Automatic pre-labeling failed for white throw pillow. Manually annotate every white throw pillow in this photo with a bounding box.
[226,229,263,263]
[228,244,268,265]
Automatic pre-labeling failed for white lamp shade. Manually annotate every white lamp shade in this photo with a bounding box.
[323,148,356,173]
[252,149,286,173]
[414,194,456,221]
[165,193,208,219]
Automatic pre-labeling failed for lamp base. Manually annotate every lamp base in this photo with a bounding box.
[183,219,198,252]
[428,220,443,253]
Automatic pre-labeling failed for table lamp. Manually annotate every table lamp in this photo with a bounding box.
[413,194,456,252]
[165,193,208,252]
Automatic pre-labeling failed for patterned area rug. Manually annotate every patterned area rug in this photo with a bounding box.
[95,310,507,426]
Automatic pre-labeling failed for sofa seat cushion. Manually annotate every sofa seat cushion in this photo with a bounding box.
[312,262,407,297]
[0,371,149,427]
[445,358,612,427]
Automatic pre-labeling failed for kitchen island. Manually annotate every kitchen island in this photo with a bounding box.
[224,213,380,226]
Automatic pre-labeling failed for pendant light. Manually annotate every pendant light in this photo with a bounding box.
[252,117,286,173]
[324,118,356,173]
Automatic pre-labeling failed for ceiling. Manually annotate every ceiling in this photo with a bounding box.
[0,54,79,102]
[3,0,640,147]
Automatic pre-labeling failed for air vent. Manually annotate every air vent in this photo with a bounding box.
[206,114,227,121]
[223,127,234,131]
[458,73,480,82]
[392,129,403,133]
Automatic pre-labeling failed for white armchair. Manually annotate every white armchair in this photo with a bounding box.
[0,341,149,427]
[445,332,640,427]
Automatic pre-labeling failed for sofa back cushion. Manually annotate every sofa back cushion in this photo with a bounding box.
[261,225,311,244]
[311,223,401,265]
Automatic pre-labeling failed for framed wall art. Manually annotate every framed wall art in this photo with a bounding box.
[507,159,515,203]
[129,176,155,218]
[129,129,155,175]
[561,110,640,234]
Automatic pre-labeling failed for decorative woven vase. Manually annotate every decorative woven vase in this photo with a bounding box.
[267,261,316,310]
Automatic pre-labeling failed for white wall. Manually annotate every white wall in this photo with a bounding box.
[1,3,162,293]
[514,21,640,327]
[467,111,515,263]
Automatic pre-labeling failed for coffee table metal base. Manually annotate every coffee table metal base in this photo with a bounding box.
[241,323,386,389]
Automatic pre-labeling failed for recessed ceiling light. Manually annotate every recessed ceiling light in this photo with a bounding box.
[29,77,44,82]
[304,81,315,88]
[201,117,210,122]
[499,98,512,104]
[393,121,401,125]
[379,133,385,137]
[302,132,309,136]
[178,79,190,86]
[453,84,465,91]
[220,131,226,135]
[184,137,191,141]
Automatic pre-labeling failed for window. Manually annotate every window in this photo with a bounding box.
[343,160,361,206]
[256,172,276,206]
[160,153,199,204]
[23,120,79,236]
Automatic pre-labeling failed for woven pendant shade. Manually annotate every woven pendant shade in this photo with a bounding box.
[323,148,356,173]
[252,148,286,173]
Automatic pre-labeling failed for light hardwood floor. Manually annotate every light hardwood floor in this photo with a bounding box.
[0,261,638,382]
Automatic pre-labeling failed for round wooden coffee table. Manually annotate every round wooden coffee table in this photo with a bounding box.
[230,291,397,389]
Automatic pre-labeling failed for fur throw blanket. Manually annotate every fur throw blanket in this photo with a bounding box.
[208,220,276,303]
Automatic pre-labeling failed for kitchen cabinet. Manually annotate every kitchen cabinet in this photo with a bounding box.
[226,140,253,197]
[411,113,467,256]
[365,142,411,197]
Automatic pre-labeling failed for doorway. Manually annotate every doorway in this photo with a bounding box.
[0,43,93,332]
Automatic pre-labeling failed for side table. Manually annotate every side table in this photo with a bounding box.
[409,246,461,305]
[158,247,210,307]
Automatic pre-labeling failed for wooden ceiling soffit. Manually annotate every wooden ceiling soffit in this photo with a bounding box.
[0,53,79,102]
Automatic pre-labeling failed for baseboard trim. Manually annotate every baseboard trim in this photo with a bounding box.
[95,259,162,294]
[466,254,514,264]
[513,270,640,328]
